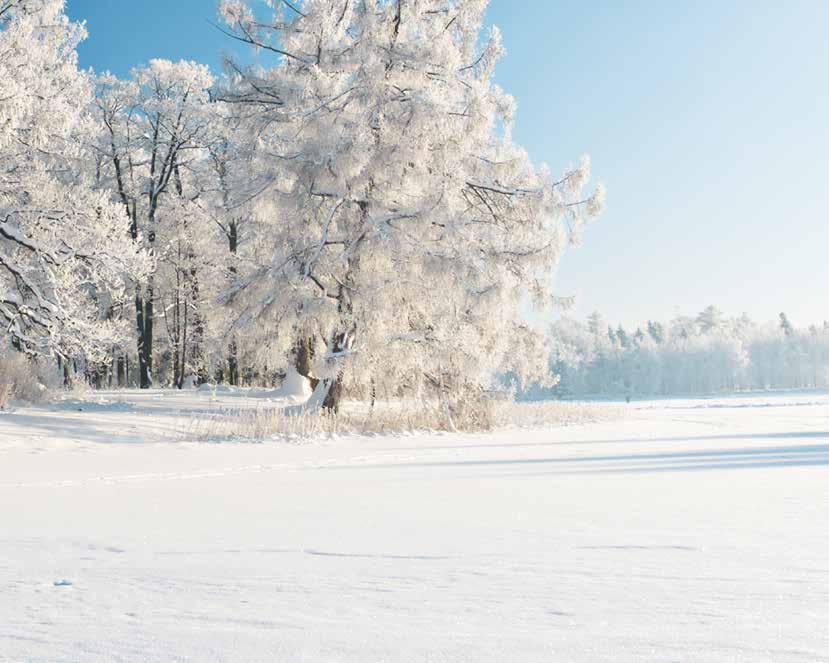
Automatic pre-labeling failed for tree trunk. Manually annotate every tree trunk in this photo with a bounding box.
[321,331,349,414]
[116,354,126,388]
[135,289,146,386]
[321,375,343,413]
[135,282,154,389]
[227,341,239,386]
[225,220,239,385]
[177,296,189,389]
[188,264,205,385]
[294,336,318,389]
[62,359,72,389]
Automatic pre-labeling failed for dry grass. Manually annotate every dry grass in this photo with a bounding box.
[490,399,625,429]
[0,383,11,410]
[179,398,624,443]
[0,352,48,408]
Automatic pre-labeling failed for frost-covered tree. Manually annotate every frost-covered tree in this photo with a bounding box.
[587,311,605,337]
[95,59,214,387]
[0,0,146,364]
[540,308,829,398]
[633,327,645,345]
[646,319,664,344]
[697,305,724,334]
[616,325,630,349]
[219,0,604,413]
[779,312,793,337]
[196,99,276,386]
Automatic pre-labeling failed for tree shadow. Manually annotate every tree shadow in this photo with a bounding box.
[395,430,829,452]
[0,411,181,445]
[331,438,829,475]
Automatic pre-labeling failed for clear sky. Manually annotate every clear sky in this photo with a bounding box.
[66,0,829,328]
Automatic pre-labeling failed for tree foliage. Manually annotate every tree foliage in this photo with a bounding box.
[218,0,603,408]
[538,310,829,398]
[0,0,146,360]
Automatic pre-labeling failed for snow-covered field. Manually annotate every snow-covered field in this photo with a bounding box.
[2,391,828,662]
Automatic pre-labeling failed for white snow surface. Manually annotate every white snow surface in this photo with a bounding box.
[1,390,828,662]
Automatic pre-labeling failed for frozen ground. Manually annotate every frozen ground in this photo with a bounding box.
[1,391,828,662]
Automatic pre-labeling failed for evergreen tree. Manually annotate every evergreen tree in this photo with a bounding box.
[588,311,605,337]
[616,325,630,349]
[697,305,723,334]
[779,312,793,337]
[647,320,664,344]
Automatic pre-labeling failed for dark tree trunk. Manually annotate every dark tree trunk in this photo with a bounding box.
[322,375,343,413]
[62,359,72,389]
[135,290,147,388]
[228,341,239,386]
[321,331,349,414]
[225,220,239,386]
[228,220,238,254]
[188,265,205,385]
[294,337,319,389]
[177,296,188,389]
[116,355,126,387]
[135,282,154,389]
[172,345,181,389]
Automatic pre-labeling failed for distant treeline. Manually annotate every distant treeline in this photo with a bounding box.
[528,307,829,398]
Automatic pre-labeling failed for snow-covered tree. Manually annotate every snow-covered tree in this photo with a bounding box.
[646,319,664,344]
[95,59,214,387]
[195,98,276,386]
[779,312,793,337]
[0,0,146,365]
[219,0,604,413]
[697,304,724,334]
[587,311,605,337]
[542,308,829,398]
[616,325,630,349]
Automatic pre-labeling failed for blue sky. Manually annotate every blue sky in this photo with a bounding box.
[66,0,829,328]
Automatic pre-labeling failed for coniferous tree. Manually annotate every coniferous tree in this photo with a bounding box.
[616,325,630,349]
[545,311,829,397]
[779,312,793,337]
[647,320,664,344]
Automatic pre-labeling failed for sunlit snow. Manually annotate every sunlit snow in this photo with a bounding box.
[2,391,827,661]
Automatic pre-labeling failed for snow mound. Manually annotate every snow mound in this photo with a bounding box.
[48,398,135,413]
[273,367,312,401]
[181,375,199,389]
[197,383,235,394]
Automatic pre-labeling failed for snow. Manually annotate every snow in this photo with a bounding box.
[2,391,828,661]
[273,367,313,401]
